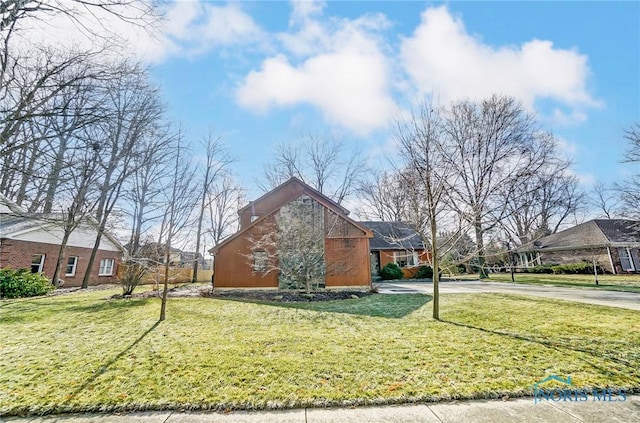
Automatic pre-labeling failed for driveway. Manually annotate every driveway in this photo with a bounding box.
[377,280,640,311]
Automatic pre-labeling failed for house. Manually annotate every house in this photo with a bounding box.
[359,221,430,279]
[135,243,208,269]
[516,219,640,274]
[0,195,124,286]
[209,177,373,289]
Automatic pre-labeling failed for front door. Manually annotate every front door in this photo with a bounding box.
[370,251,381,279]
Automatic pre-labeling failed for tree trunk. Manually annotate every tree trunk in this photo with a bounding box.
[51,230,72,287]
[81,230,103,289]
[159,245,170,321]
[474,219,488,279]
[431,217,439,320]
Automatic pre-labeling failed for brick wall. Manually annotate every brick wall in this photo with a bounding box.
[0,238,120,287]
[539,247,614,273]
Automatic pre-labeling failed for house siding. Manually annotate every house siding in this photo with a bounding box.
[213,216,280,288]
[0,238,120,286]
[325,237,370,287]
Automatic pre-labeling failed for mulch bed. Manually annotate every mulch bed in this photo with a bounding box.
[205,289,374,303]
[108,285,373,302]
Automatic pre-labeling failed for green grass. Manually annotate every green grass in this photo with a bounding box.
[1,289,639,416]
[485,273,640,293]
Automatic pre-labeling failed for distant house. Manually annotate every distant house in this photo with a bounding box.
[209,177,373,289]
[359,221,430,279]
[516,219,640,274]
[0,195,124,286]
[135,243,208,269]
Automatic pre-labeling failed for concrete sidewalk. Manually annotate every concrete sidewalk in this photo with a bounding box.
[3,395,639,422]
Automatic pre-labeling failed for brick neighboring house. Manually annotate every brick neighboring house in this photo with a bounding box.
[0,196,124,286]
[359,221,430,279]
[516,219,640,274]
[209,177,373,289]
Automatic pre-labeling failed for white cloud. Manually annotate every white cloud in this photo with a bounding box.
[400,6,600,114]
[236,6,396,135]
[163,2,265,57]
[10,1,265,63]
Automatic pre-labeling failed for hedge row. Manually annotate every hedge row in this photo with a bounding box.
[519,262,605,275]
[0,268,54,298]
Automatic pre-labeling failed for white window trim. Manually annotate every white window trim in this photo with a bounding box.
[99,258,115,276]
[31,254,45,273]
[65,256,78,276]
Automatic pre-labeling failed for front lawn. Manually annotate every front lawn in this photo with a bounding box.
[1,289,639,416]
[486,273,640,293]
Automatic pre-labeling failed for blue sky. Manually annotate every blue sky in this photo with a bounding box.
[139,1,639,200]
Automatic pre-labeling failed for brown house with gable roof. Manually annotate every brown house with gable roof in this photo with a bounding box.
[209,177,373,289]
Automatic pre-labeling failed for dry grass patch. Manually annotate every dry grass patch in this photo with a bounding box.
[1,289,638,416]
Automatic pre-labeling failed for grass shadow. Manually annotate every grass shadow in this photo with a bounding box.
[63,321,160,403]
[222,294,432,319]
[0,298,152,324]
[442,319,639,375]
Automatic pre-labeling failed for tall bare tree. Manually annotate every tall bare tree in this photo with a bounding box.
[394,102,461,320]
[192,130,234,283]
[500,137,584,245]
[590,182,622,219]
[357,170,409,222]
[441,95,546,278]
[615,123,640,219]
[260,134,368,204]
[80,63,165,289]
[159,137,198,321]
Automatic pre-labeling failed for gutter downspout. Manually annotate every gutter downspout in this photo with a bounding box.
[607,246,616,275]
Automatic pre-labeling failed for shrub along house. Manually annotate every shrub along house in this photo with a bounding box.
[209,177,373,289]
[516,219,640,274]
[359,221,430,279]
[0,195,124,286]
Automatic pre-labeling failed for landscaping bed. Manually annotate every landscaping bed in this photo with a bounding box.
[110,285,373,302]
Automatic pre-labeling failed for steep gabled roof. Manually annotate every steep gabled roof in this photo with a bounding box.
[518,219,640,252]
[238,177,350,216]
[359,221,425,251]
[210,178,372,254]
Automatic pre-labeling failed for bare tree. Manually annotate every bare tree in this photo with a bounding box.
[356,170,409,222]
[260,134,368,204]
[394,102,460,320]
[500,137,584,245]
[159,137,198,321]
[441,95,546,278]
[205,175,244,247]
[614,123,640,219]
[591,182,622,219]
[80,63,164,289]
[192,130,234,283]
[49,141,102,285]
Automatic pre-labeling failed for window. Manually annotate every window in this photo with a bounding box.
[250,215,260,222]
[31,254,45,273]
[618,248,636,272]
[99,258,115,276]
[394,251,419,268]
[253,251,268,272]
[65,256,78,276]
